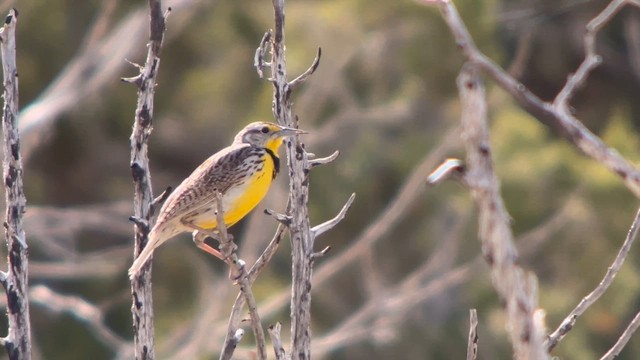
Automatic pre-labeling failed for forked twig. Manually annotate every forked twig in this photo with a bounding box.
[421,0,640,198]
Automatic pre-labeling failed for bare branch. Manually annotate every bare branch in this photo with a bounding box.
[30,285,128,351]
[600,310,640,360]
[457,64,548,359]
[254,30,272,79]
[264,208,292,226]
[553,0,630,110]
[288,47,322,91]
[311,246,331,260]
[466,309,478,360]
[426,158,465,185]
[0,8,32,360]
[311,193,355,239]
[308,150,340,168]
[546,207,640,351]
[150,186,173,218]
[248,223,288,281]
[18,0,208,161]
[128,1,170,358]
[268,1,323,356]
[268,322,286,360]
[422,0,640,199]
[220,223,287,359]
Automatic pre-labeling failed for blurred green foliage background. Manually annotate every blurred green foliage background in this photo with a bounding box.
[0,0,639,359]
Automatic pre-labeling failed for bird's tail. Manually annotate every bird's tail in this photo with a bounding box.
[128,229,160,280]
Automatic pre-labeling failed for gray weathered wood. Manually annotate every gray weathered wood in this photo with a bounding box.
[0,8,33,360]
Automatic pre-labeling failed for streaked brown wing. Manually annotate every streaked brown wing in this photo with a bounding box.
[153,144,263,227]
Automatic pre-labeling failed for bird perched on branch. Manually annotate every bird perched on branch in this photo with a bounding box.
[128,121,305,279]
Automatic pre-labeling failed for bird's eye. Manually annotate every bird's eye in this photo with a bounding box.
[261,126,270,134]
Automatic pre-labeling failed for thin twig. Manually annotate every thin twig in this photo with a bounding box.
[466,309,478,360]
[599,310,640,360]
[264,208,292,226]
[553,0,629,109]
[219,223,287,360]
[288,47,322,91]
[150,186,172,217]
[30,285,129,351]
[308,150,340,168]
[310,193,356,239]
[254,30,272,78]
[426,158,465,185]
[546,207,640,351]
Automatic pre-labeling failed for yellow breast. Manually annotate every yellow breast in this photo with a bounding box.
[224,156,274,227]
[196,153,275,230]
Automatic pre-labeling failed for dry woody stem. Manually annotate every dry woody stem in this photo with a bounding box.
[546,207,640,351]
[265,1,353,358]
[457,65,548,360]
[220,217,288,360]
[269,0,316,358]
[126,1,170,359]
[0,8,32,360]
[422,0,640,198]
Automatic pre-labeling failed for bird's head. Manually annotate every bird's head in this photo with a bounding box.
[234,121,306,152]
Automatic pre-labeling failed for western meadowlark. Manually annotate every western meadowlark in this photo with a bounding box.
[128,121,305,279]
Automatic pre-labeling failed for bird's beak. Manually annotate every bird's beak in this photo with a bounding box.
[277,125,307,137]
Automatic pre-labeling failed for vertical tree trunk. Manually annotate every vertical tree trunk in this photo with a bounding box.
[270,1,314,358]
[128,1,168,359]
[0,9,32,360]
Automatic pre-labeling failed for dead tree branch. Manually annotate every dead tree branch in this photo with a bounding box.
[600,310,640,360]
[422,0,640,198]
[18,0,205,161]
[0,8,32,360]
[546,207,640,351]
[267,0,350,358]
[219,219,288,359]
[30,285,129,351]
[251,127,460,323]
[456,64,548,360]
[126,1,170,358]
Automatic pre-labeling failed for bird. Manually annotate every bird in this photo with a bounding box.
[128,121,305,279]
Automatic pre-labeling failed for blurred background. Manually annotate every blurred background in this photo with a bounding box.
[0,0,639,358]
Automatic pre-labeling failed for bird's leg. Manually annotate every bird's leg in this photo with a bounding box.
[191,230,225,260]
[181,220,225,260]
[181,219,238,260]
